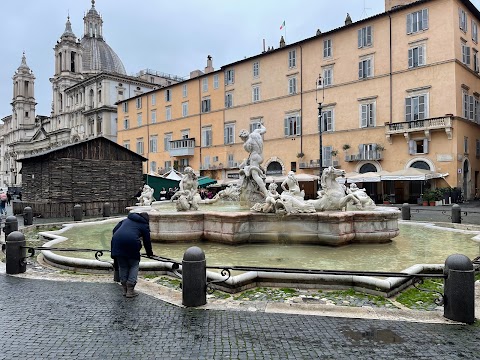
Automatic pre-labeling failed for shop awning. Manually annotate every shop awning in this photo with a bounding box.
[198,176,217,188]
[380,168,448,181]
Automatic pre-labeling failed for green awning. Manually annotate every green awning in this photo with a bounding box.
[197,176,217,188]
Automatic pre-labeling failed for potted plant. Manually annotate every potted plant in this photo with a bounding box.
[330,149,338,157]
[421,191,432,206]
[383,194,391,205]
[296,152,305,158]
[342,144,351,151]
[375,144,385,151]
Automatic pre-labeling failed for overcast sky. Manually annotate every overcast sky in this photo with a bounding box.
[1,0,479,118]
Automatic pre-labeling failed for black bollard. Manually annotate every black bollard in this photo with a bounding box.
[103,202,111,217]
[6,231,27,275]
[73,204,82,221]
[3,215,18,242]
[452,204,461,223]
[401,203,411,220]
[24,206,33,226]
[182,246,207,307]
[443,254,475,324]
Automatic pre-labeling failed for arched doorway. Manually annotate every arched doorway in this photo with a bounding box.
[410,160,431,203]
[266,161,282,175]
[359,163,378,201]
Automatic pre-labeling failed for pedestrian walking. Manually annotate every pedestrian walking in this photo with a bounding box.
[6,192,11,205]
[111,212,153,298]
[0,192,7,215]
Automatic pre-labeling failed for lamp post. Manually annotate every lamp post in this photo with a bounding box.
[316,74,325,179]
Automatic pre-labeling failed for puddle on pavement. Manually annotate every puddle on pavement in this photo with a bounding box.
[342,328,404,343]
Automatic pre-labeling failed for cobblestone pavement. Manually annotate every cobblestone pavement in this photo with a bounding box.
[0,274,479,360]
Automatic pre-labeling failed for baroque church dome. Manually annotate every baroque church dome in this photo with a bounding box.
[80,0,126,75]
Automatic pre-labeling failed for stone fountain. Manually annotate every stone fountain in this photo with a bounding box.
[148,122,400,246]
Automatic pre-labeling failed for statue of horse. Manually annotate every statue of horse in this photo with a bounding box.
[307,166,361,211]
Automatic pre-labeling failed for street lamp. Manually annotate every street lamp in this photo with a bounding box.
[316,74,325,178]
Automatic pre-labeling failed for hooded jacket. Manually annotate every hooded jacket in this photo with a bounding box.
[111,212,153,259]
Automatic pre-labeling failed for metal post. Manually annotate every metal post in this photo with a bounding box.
[3,215,18,243]
[401,203,411,220]
[73,204,82,221]
[24,207,33,226]
[103,202,111,217]
[443,254,475,324]
[451,204,461,223]
[5,231,26,275]
[182,246,207,307]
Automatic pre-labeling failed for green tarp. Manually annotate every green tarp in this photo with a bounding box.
[143,174,179,200]
[197,176,217,188]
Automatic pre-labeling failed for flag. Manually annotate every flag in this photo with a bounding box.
[280,21,285,30]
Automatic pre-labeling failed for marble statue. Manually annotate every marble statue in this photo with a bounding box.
[281,171,305,199]
[204,183,241,204]
[307,166,362,211]
[346,183,376,210]
[137,184,155,206]
[251,183,280,213]
[172,167,200,211]
[238,121,268,203]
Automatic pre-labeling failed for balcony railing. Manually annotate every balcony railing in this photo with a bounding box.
[345,152,383,162]
[299,160,339,168]
[169,138,195,157]
[385,116,453,143]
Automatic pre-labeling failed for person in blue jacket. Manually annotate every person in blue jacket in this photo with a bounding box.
[111,212,154,298]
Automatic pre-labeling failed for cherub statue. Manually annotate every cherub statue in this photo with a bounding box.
[137,184,155,206]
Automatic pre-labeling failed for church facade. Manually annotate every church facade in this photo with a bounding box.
[0,0,181,188]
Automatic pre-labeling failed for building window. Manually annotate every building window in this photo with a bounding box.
[165,89,171,102]
[250,118,262,133]
[182,130,189,139]
[201,97,211,113]
[165,106,171,120]
[164,160,172,171]
[464,136,469,153]
[122,102,128,112]
[136,138,144,155]
[462,92,476,120]
[360,102,375,128]
[135,98,142,109]
[319,108,334,132]
[164,133,172,151]
[150,161,157,173]
[459,8,467,33]
[288,49,296,68]
[407,9,429,34]
[408,139,429,155]
[151,94,156,105]
[462,42,471,65]
[284,114,301,136]
[151,110,157,124]
[202,126,212,147]
[225,69,235,85]
[252,86,260,102]
[357,26,372,48]
[253,61,259,77]
[323,145,333,167]
[225,92,233,108]
[473,20,478,43]
[150,135,158,153]
[323,66,333,86]
[358,57,373,79]
[323,39,332,58]
[224,123,235,145]
[288,77,297,95]
[137,113,142,126]
[123,141,130,150]
[213,74,219,89]
[476,139,480,157]
[182,84,188,98]
[406,94,428,121]
[408,44,426,68]
[182,102,188,117]
[202,78,208,92]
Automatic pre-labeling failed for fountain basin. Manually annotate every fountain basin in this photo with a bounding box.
[148,207,400,246]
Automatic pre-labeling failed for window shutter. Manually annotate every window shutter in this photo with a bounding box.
[224,127,228,144]
[284,117,289,136]
[422,9,428,30]
[358,144,364,159]
[405,97,412,121]
[419,95,425,119]
[467,47,471,64]
[418,46,424,65]
[408,140,415,155]
[361,104,367,127]
[408,48,413,68]
[358,61,363,79]
[296,116,301,135]
[367,59,372,77]
[358,29,362,48]
[459,8,462,30]
[367,26,372,46]
[224,71,228,85]
[407,13,412,34]
[231,70,235,84]
[423,138,429,153]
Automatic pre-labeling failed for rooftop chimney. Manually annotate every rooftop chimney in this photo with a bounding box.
[385,0,418,11]
[204,55,214,74]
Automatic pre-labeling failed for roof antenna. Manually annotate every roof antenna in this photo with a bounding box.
[362,0,371,18]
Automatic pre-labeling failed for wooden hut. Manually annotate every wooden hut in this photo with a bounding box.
[15,137,147,218]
